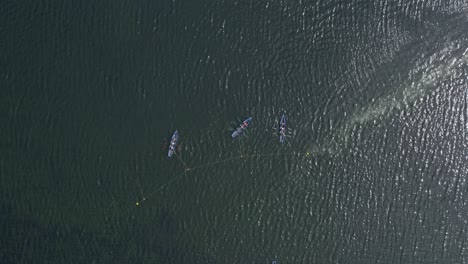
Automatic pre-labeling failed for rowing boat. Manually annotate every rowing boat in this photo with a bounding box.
[279,113,286,143]
[231,117,252,138]
[167,130,178,157]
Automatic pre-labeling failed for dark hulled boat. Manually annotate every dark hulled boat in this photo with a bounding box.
[279,114,286,143]
[167,130,178,157]
[231,117,253,138]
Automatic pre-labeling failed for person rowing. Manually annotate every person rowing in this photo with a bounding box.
[231,117,253,138]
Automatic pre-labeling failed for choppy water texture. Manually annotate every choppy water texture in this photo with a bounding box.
[3,0,468,263]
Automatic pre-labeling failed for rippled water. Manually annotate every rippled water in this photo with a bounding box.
[3,0,468,263]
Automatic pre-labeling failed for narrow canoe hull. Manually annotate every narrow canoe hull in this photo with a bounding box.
[167,130,178,157]
[231,117,253,138]
[279,114,286,143]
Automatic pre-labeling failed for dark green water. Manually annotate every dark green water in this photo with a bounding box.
[3,0,468,263]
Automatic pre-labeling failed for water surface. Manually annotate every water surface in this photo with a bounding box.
[2,0,468,263]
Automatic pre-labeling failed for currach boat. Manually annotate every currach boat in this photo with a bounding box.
[167,130,178,157]
[231,117,253,138]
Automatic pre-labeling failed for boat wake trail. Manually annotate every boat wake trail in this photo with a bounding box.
[313,43,468,157]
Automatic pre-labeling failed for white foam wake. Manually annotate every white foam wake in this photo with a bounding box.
[314,43,468,156]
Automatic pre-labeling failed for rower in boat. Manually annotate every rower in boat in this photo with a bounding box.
[279,113,286,143]
[231,117,253,138]
[167,130,178,157]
